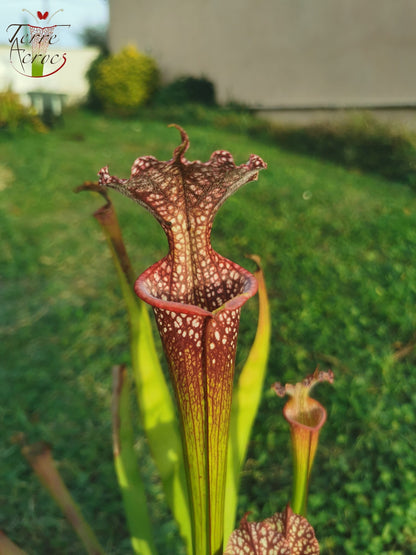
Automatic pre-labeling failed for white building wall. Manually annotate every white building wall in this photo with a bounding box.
[109,0,416,109]
[0,46,99,103]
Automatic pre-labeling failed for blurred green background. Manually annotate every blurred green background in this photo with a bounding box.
[1,104,416,554]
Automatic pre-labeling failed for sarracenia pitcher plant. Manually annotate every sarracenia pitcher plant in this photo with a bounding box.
[95,125,267,554]
[273,369,335,517]
[13,127,332,554]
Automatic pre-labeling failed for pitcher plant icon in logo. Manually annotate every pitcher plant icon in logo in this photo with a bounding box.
[7,9,70,78]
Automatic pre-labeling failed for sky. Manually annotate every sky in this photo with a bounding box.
[2,0,109,47]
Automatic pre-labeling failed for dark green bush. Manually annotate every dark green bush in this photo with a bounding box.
[79,25,109,54]
[268,114,416,187]
[86,52,108,111]
[153,76,216,107]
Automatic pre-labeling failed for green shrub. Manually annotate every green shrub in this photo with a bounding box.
[89,45,159,114]
[86,52,109,110]
[268,114,416,187]
[79,25,109,54]
[0,90,45,132]
[153,76,216,107]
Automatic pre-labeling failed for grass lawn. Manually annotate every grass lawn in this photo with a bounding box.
[1,108,416,554]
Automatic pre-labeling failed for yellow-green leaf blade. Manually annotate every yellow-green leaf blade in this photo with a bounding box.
[225,256,271,543]
[112,365,157,555]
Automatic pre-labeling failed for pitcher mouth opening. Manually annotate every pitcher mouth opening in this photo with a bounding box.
[135,256,258,317]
